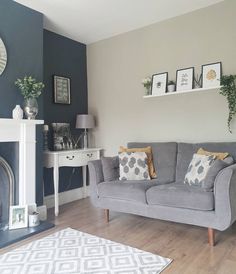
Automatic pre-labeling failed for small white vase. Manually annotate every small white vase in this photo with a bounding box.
[12,105,23,119]
[167,85,176,93]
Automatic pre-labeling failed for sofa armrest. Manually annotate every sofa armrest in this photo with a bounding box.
[88,160,104,199]
[214,164,236,230]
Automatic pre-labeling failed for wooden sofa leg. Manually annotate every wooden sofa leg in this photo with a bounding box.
[208,228,215,246]
[104,209,109,223]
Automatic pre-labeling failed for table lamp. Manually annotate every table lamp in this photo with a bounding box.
[76,114,95,149]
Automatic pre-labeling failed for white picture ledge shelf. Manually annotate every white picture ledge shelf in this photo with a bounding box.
[143,86,221,99]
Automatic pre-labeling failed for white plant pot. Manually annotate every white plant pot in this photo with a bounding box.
[29,212,40,227]
[167,85,176,93]
[12,105,23,119]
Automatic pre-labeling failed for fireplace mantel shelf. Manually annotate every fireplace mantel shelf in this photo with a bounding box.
[0,118,44,125]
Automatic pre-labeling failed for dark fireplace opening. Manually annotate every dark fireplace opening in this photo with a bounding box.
[0,156,15,231]
[0,143,54,248]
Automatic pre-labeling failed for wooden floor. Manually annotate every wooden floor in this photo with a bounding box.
[1,198,236,274]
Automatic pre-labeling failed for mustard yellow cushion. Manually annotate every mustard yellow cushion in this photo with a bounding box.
[119,146,157,179]
[197,148,229,160]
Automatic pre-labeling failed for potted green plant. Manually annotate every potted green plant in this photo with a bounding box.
[15,76,44,120]
[167,80,176,92]
[220,75,236,133]
[142,77,152,95]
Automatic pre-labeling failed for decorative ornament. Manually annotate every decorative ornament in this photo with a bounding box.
[0,38,7,75]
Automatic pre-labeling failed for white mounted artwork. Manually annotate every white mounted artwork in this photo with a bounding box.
[202,62,222,88]
[176,67,194,91]
[0,38,7,75]
[151,72,168,95]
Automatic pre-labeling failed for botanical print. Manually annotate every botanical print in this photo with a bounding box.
[202,62,222,88]
[206,69,217,81]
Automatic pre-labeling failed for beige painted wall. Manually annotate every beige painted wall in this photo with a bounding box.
[87,0,236,155]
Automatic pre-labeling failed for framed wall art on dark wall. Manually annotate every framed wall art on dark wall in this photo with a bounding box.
[53,75,71,104]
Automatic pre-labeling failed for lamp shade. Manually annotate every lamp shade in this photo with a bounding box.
[76,114,95,129]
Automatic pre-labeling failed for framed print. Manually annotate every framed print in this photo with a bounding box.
[151,72,168,95]
[176,67,194,91]
[53,75,71,104]
[9,205,28,230]
[202,62,222,88]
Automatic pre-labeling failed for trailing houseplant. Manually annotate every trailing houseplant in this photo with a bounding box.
[15,76,44,120]
[220,75,236,133]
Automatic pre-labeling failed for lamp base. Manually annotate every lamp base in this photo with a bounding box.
[83,130,88,149]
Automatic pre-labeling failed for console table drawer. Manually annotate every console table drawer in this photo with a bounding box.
[59,151,98,167]
[59,154,78,166]
[80,151,98,162]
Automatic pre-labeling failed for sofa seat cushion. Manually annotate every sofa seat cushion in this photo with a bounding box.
[98,180,159,204]
[146,183,214,211]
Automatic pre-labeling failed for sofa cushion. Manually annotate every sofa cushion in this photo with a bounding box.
[176,142,236,183]
[197,148,229,160]
[119,146,156,178]
[119,152,150,181]
[128,142,177,183]
[184,154,216,186]
[98,180,159,204]
[146,183,214,211]
[202,158,233,190]
[101,156,119,182]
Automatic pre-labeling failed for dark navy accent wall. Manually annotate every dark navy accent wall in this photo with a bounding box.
[43,30,88,196]
[0,0,44,205]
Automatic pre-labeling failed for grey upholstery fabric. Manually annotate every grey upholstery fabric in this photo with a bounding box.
[101,156,119,182]
[146,183,214,211]
[176,143,236,183]
[88,143,236,231]
[214,164,236,230]
[98,180,159,204]
[88,160,104,205]
[128,142,177,183]
[203,158,233,190]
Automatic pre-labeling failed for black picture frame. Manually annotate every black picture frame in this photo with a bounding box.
[53,75,71,105]
[151,72,168,95]
[176,67,194,91]
[201,62,222,88]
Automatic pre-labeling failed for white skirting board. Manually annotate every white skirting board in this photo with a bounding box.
[44,186,90,209]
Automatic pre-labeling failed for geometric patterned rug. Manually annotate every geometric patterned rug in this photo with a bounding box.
[0,227,172,274]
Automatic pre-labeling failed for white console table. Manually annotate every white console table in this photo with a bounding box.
[43,148,101,216]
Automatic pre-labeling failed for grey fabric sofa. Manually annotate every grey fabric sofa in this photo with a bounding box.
[88,142,236,245]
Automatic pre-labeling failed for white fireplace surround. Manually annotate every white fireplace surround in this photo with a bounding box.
[0,118,44,205]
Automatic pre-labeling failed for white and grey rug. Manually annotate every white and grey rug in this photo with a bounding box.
[0,227,172,274]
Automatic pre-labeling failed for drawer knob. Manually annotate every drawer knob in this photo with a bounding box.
[87,153,93,158]
[66,155,75,160]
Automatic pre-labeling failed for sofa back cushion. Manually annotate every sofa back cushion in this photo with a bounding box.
[176,142,236,183]
[127,142,177,183]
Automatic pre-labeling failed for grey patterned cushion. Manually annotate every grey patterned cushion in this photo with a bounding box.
[202,156,234,190]
[101,156,119,182]
[119,152,150,181]
[184,154,216,186]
